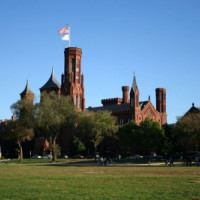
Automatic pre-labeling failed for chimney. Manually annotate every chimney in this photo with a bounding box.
[155,88,166,113]
[122,86,129,104]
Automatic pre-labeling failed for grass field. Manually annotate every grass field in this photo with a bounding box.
[0,161,199,200]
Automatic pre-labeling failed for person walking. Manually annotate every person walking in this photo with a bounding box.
[169,156,174,167]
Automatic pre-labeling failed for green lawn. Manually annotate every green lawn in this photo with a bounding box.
[1,158,93,164]
[0,163,199,200]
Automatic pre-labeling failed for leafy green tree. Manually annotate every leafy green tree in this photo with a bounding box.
[174,113,200,153]
[117,120,140,155]
[5,99,35,163]
[78,111,118,158]
[72,136,86,155]
[36,92,77,162]
[118,118,164,156]
[6,122,34,163]
[140,118,164,155]
[162,124,176,157]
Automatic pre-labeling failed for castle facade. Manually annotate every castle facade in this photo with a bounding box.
[19,46,167,156]
[88,76,167,126]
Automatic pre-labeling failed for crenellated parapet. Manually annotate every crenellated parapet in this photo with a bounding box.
[101,98,123,106]
[90,75,167,126]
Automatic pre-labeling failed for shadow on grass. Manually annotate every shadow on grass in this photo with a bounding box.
[29,161,187,168]
[1,158,188,168]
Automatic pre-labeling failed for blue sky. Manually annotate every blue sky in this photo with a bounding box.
[0,0,200,124]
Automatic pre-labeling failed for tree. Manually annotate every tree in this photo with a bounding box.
[140,118,164,155]
[6,98,35,163]
[72,136,86,155]
[117,120,140,155]
[174,113,200,153]
[162,124,175,157]
[118,118,164,156]
[36,92,77,162]
[77,111,118,158]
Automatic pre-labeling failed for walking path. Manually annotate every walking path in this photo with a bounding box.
[44,161,186,167]
[0,159,192,167]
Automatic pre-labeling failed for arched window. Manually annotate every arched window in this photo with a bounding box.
[77,95,80,109]
[74,94,76,106]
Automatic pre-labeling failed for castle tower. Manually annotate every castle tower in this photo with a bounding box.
[156,88,167,125]
[122,86,129,104]
[61,47,85,111]
[20,80,34,104]
[155,88,166,113]
[40,68,61,97]
[130,75,140,122]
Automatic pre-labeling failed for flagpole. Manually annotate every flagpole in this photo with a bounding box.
[69,25,71,47]
[59,25,71,47]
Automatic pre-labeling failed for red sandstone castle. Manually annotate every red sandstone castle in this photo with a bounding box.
[14,46,168,156]
[20,47,85,112]
[88,76,167,126]
[20,47,86,155]
[20,47,167,127]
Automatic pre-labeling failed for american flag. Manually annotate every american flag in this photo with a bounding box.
[58,27,70,34]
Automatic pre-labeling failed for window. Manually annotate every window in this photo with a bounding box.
[75,75,79,83]
[136,95,139,106]
[131,99,134,107]
[71,58,75,73]
[77,59,80,66]
[74,95,76,105]
[77,95,80,109]
[162,105,165,112]
[119,119,124,126]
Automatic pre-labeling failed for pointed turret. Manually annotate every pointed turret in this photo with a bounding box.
[130,74,140,121]
[40,68,61,96]
[40,68,60,90]
[20,80,32,96]
[132,75,138,92]
[20,80,34,104]
[130,75,139,107]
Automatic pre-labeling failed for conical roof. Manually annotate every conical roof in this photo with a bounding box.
[20,80,33,95]
[131,75,138,92]
[40,68,61,90]
[185,103,200,115]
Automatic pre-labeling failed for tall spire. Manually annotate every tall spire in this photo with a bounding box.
[20,80,34,103]
[132,75,137,92]
[40,67,61,90]
[51,67,55,79]
[20,80,33,95]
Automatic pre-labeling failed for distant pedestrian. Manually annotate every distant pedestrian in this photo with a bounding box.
[195,156,199,166]
[186,157,192,166]
[148,156,151,166]
[103,157,107,165]
[107,156,111,164]
[97,157,101,165]
[165,159,168,166]
[101,156,104,165]
[169,156,174,167]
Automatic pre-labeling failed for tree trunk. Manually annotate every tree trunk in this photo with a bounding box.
[17,140,23,164]
[94,145,97,162]
[52,138,57,163]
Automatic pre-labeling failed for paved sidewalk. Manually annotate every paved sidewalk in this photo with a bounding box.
[45,161,185,167]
